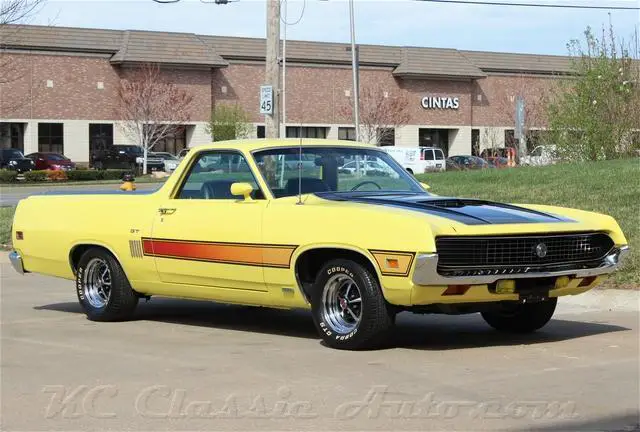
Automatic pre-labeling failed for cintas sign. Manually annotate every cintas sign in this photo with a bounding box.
[421,96,459,110]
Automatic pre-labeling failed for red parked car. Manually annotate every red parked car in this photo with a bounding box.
[26,152,76,171]
[485,156,510,168]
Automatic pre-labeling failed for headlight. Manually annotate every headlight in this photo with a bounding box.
[9,160,16,165]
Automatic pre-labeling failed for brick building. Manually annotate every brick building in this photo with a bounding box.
[0,25,572,163]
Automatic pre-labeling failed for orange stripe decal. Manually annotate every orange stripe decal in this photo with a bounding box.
[142,238,297,268]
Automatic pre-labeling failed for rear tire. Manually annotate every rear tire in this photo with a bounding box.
[76,248,139,321]
[311,259,394,350]
[481,298,557,333]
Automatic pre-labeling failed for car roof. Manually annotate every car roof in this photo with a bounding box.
[192,138,377,153]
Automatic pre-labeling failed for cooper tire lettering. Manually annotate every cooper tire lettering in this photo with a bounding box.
[311,259,394,350]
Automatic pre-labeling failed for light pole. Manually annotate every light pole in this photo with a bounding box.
[319,0,360,141]
[348,0,360,142]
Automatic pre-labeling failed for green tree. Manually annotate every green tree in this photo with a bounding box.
[547,24,640,161]
[207,104,253,142]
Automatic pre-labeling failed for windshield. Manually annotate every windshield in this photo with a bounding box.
[2,149,24,159]
[46,153,69,161]
[154,153,178,160]
[253,146,424,198]
[118,145,142,155]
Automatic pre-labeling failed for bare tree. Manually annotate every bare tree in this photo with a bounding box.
[480,127,502,157]
[0,0,45,114]
[117,63,194,174]
[341,85,410,145]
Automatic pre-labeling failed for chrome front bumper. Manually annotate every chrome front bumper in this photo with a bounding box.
[412,245,630,286]
[8,251,25,275]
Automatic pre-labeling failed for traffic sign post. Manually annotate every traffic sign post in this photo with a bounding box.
[260,85,273,115]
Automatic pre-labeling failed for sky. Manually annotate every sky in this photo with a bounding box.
[29,0,640,55]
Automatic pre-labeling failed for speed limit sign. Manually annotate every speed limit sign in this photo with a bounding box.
[260,85,273,114]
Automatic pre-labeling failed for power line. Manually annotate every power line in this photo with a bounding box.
[415,0,640,10]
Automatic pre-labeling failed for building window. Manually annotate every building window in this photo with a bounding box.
[471,129,480,156]
[418,128,449,156]
[38,123,64,154]
[89,124,113,158]
[257,126,265,138]
[286,126,328,139]
[0,123,25,152]
[338,127,356,141]
[377,128,395,146]
[145,125,187,155]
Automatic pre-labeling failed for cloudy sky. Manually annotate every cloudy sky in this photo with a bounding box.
[31,0,640,55]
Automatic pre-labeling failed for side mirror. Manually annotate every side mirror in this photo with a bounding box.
[420,182,431,190]
[231,182,254,201]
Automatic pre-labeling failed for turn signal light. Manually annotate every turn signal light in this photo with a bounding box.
[495,280,516,294]
[555,276,570,289]
[443,285,470,296]
[386,258,399,269]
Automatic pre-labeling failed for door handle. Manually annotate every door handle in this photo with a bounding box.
[158,208,176,215]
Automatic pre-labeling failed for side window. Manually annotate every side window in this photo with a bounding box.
[435,149,444,160]
[177,151,262,200]
[423,149,434,161]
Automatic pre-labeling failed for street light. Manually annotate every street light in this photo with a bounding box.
[319,0,360,142]
[348,0,360,142]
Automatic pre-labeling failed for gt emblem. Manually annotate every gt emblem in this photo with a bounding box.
[535,243,548,258]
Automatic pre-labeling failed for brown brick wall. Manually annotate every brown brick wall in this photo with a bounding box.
[1,52,554,128]
[472,75,554,127]
[0,54,212,121]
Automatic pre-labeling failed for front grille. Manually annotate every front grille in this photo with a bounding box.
[436,232,614,272]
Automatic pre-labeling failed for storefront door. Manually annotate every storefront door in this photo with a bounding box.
[418,129,450,156]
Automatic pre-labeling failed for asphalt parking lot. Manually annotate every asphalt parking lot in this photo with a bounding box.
[1,260,639,431]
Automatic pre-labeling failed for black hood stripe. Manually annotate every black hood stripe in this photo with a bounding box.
[316,192,574,226]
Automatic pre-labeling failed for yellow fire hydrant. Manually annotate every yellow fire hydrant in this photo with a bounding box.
[120,173,136,191]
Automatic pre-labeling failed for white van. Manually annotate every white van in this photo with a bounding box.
[381,147,446,174]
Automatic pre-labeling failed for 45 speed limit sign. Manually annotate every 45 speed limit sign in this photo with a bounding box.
[260,85,273,115]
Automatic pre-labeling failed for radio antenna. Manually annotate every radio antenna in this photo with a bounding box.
[296,121,303,205]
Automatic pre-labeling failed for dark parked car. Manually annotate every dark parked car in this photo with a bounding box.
[448,155,492,170]
[90,145,164,172]
[26,152,76,171]
[0,148,35,173]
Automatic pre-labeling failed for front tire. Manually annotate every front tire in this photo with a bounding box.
[76,248,139,321]
[481,298,557,333]
[311,259,394,350]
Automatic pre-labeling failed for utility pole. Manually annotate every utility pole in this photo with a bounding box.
[265,0,281,138]
[281,0,287,138]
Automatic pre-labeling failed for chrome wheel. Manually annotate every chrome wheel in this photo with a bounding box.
[321,274,362,334]
[83,258,112,308]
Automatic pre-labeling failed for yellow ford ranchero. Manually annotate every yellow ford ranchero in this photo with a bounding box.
[9,139,629,350]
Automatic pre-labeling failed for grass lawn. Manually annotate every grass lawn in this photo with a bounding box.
[0,206,15,247]
[416,158,639,288]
